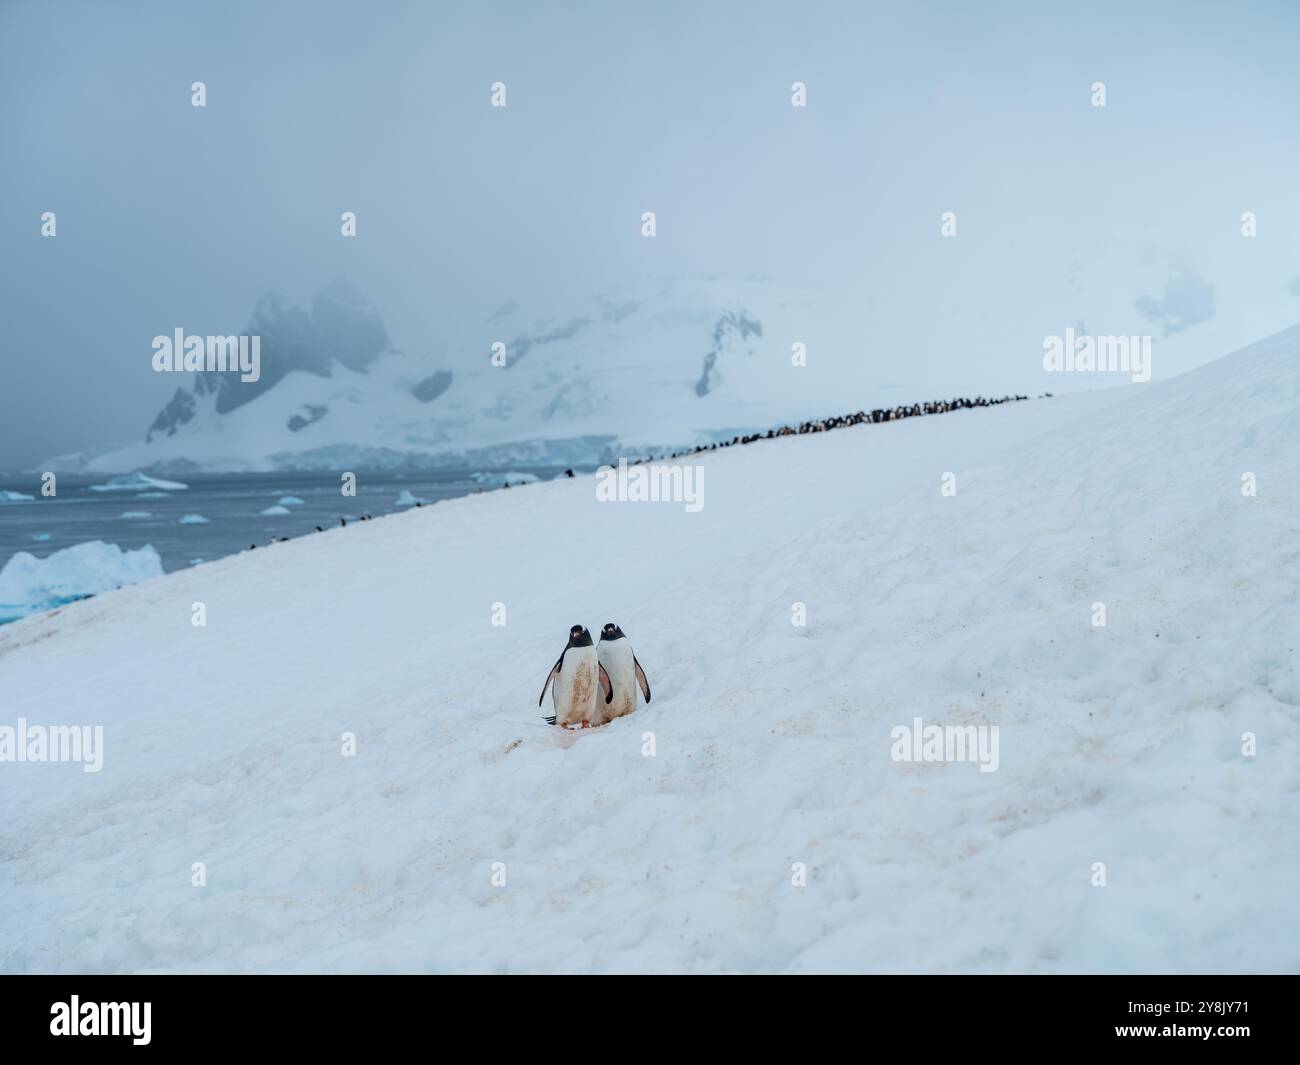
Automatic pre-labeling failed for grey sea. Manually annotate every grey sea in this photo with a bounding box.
[0,467,576,622]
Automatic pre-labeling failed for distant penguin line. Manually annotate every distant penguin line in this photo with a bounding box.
[539,622,651,729]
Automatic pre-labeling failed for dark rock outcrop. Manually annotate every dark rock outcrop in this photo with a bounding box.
[287,404,329,432]
[695,310,763,397]
[311,274,391,371]
[411,370,454,403]
[144,277,393,435]
[146,387,197,442]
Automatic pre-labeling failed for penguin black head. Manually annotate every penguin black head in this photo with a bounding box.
[600,622,625,641]
[568,624,593,647]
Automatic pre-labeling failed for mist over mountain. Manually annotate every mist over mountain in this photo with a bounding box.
[146,275,393,442]
[6,1,1300,473]
[49,275,924,473]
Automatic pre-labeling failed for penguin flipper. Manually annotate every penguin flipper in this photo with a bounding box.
[598,663,613,705]
[538,656,562,707]
[634,657,651,703]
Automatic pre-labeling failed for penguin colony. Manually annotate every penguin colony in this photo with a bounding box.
[622,392,1041,465]
[241,392,1043,550]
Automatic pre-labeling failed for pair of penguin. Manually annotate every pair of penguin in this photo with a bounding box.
[539,623,651,728]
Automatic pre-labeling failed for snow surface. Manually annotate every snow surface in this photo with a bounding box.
[1,327,1297,973]
[0,542,164,624]
[87,473,188,492]
[394,490,430,507]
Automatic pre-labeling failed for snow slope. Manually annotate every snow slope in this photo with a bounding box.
[1,326,1297,973]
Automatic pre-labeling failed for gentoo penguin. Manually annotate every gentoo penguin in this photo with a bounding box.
[596,622,651,720]
[539,624,614,727]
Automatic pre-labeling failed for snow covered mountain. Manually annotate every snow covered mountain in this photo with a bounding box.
[45,276,911,474]
[2,324,1296,972]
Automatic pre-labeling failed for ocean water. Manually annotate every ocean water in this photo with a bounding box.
[0,468,574,613]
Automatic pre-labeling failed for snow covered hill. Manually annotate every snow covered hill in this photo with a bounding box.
[2,325,1297,973]
[44,276,906,475]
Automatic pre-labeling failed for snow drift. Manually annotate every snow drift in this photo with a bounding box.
[1,325,1297,973]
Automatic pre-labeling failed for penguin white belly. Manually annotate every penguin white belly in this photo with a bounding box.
[598,641,638,719]
[553,645,601,727]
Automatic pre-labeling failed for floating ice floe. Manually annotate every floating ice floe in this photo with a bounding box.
[88,472,188,493]
[120,511,152,519]
[0,490,35,503]
[277,496,305,506]
[177,514,209,524]
[260,505,291,516]
[0,541,163,623]
[31,533,51,542]
[395,490,430,506]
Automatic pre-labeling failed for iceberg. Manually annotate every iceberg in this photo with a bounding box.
[260,505,291,516]
[177,514,209,524]
[395,490,430,506]
[0,541,164,623]
[277,496,305,506]
[88,472,188,492]
[0,490,35,503]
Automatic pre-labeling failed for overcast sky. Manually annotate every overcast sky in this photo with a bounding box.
[3,0,1299,469]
